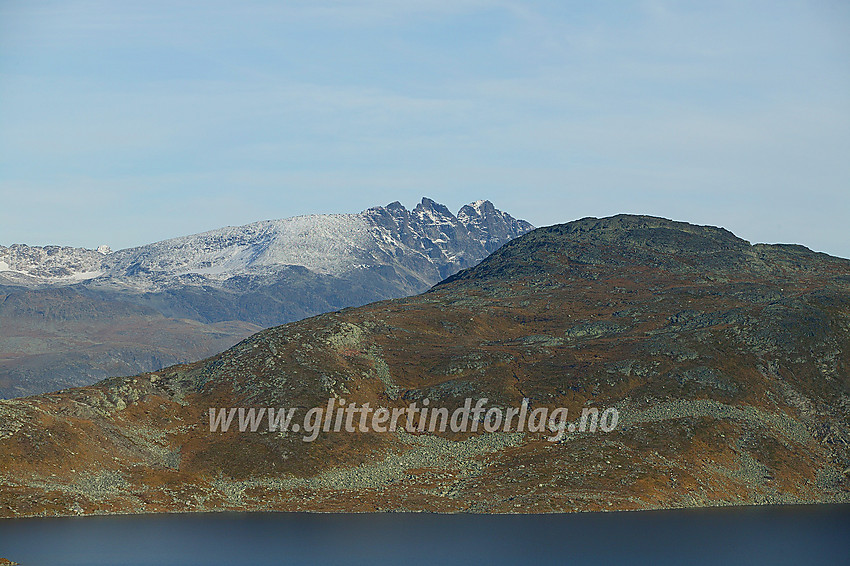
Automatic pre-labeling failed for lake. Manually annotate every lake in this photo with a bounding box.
[0,505,847,565]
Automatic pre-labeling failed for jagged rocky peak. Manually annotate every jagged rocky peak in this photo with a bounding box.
[413,196,455,221]
[458,199,535,253]
[1,198,533,290]
[361,197,533,279]
[383,201,407,216]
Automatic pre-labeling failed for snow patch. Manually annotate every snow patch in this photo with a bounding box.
[61,270,104,282]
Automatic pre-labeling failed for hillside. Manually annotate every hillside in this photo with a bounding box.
[0,215,847,516]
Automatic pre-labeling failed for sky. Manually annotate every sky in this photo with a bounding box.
[1,0,848,257]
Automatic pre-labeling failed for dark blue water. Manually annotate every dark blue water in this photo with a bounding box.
[1,505,848,566]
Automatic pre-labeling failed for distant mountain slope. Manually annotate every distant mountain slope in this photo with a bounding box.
[1,197,533,291]
[0,214,846,517]
[0,285,263,398]
[0,244,108,285]
[0,198,533,397]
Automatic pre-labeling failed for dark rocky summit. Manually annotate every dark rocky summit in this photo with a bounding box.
[0,214,847,516]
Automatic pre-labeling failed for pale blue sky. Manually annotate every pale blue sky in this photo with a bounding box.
[1,1,848,257]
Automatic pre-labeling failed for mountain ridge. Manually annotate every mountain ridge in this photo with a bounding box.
[439,214,847,287]
[0,198,533,398]
[1,214,846,516]
[0,198,533,291]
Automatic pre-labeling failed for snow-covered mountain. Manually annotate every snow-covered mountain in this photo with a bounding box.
[1,198,533,292]
[0,198,532,397]
[0,244,109,285]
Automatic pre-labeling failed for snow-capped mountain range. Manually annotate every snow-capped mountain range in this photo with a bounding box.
[0,198,532,397]
[1,198,532,292]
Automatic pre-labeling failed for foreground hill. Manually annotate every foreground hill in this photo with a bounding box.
[0,198,531,397]
[0,215,847,516]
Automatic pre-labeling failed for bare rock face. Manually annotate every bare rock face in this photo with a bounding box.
[458,199,533,254]
[0,214,847,517]
[0,199,533,398]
